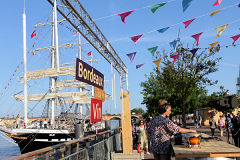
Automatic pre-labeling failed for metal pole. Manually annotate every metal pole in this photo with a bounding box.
[114,70,116,109]
[78,33,83,117]
[54,0,60,72]
[23,3,28,127]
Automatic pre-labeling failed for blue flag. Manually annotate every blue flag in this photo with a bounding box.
[182,0,193,12]
[169,40,180,51]
[157,27,170,33]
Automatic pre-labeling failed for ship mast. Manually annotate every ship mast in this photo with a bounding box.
[23,0,28,127]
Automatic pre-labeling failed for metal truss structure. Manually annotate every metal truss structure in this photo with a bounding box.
[47,0,128,90]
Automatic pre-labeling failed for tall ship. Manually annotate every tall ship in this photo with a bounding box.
[0,0,123,154]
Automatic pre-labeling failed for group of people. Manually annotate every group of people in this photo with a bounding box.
[209,113,240,147]
[133,99,196,160]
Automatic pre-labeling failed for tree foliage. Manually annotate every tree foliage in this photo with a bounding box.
[141,43,221,125]
[131,107,145,114]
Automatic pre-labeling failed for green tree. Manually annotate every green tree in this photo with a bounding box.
[131,108,145,114]
[141,43,221,126]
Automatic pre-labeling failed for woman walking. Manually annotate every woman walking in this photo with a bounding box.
[209,116,216,137]
[137,120,150,154]
[218,116,225,137]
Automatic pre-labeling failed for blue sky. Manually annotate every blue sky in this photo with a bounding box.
[0,0,240,117]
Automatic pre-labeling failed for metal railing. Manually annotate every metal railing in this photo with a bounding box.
[8,128,122,160]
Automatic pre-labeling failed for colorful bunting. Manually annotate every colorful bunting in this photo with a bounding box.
[191,32,203,46]
[148,46,158,56]
[31,30,36,38]
[136,64,144,69]
[238,3,240,8]
[130,34,143,45]
[169,40,180,51]
[215,24,228,38]
[88,51,92,56]
[151,2,167,13]
[208,41,220,51]
[157,27,170,33]
[183,18,196,29]
[152,58,162,70]
[182,0,193,12]
[190,48,199,59]
[212,0,222,6]
[210,9,224,16]
[231,34,240,46]
[126,52,136,63]
[118,10,134,24]
[170,53,179,64]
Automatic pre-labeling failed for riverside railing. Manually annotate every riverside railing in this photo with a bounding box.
[8,128,122,160]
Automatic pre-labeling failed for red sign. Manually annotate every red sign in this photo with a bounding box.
[90,98,102,123]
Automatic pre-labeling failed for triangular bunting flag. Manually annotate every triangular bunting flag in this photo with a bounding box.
[88,51,92,56]
[183,18,196,29]
[170,53,179,64]
[191,32,203,46]
[130,34,143,45]
[136,64,144,69]
[182,0,193,12]
[151,2,167,13]
[169,40,180,51]
[231,34,240,46]
[126,52,136,63]
[208,41,220,51]
[148,46,158,56]
[31,30,36,38]
[190,48,199,59]
[213,0,222,6]
[118,10,134,24]
[215,24,228,38]
[210,9,224,16]
[152,58,162,70]
[73,31,78,36]
[157,27,170,33]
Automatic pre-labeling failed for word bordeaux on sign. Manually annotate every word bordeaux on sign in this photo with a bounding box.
[91,98,102,123]
[75,58,104,89]
[94,87,105,102]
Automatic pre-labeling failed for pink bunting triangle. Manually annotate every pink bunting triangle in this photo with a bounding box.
[212,0,222,6]
[191,32,203,46]
[130,34,143,45]
[118,10,134,24]
[183,18,196,29]
[170,53,179,64]
[230,34,240,46]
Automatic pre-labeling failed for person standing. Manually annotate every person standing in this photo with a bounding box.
[232,113,240,147]
[147,99,196,160]
[198,115,202,128]
[137,120,150,154]
[209,116,216,137]
[218,116,225,137]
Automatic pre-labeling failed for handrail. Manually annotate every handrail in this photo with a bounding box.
[8,128,121,160]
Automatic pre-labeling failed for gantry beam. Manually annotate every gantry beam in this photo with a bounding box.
[46,0,128,90]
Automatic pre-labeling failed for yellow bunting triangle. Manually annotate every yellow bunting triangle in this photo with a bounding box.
[210,9,224,16]
[208,41,219,51]
[152,58,161,70]
[215,24,228,38]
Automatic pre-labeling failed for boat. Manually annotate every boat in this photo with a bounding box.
[0,0,109,154]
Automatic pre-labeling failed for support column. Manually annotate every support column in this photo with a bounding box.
[120,91,132,153]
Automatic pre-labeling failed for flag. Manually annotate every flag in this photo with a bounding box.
[190,48,199,59]
[136,64,144,69]
[213,0,222,6]
[183,18,196,29]
[148,46,158,56]
[118,10,134,24]
[210,9,223,16]
[126,52,136,63]
[215,24,228,38]
[230,34,240,46]
[130,34,143,45]
[73,31,78,36]
[152,58,161,70]
[31,30,36,38]
[170,53,179,64]
[182,0,193,12]
[169,40,180,51]
[157,27,170,33]
[151,2,167,13]
[191,32,203,46]
[208,41,219,51]
[88,51,92,56]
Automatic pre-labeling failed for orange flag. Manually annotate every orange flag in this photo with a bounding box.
[210,9,223,16]
[152,58,161,70]
[208,41,219,51]
[215,24,228,38]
